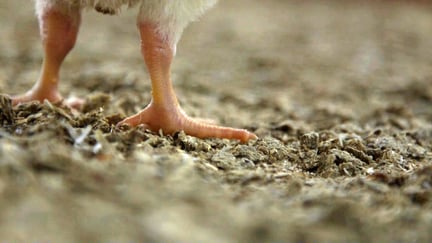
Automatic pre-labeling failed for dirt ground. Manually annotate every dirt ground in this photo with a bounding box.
[1,0,432,242]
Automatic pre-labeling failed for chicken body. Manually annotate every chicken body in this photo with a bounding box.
[11,0,257,142]
[36,0,217,45]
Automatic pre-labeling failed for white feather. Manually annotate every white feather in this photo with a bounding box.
[138,0,217,45]
[35,0,218,45]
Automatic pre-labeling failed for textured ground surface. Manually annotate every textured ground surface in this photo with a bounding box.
[1,0,432,242]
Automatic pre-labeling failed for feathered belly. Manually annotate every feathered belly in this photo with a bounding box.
[37,0,218,26]
[68,0,139,14]
[55,0,217,16]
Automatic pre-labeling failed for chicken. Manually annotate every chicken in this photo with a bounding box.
[12,0,257,142]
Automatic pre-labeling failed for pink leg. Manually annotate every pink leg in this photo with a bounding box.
[12,6,83,109]
[118,22,257,142]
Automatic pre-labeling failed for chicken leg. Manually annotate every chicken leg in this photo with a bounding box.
[12,6,83,108]
[118,21,257,142]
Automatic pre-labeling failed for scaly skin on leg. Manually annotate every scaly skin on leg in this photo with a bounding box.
[12,7,83,109]
[118,22,257,142]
